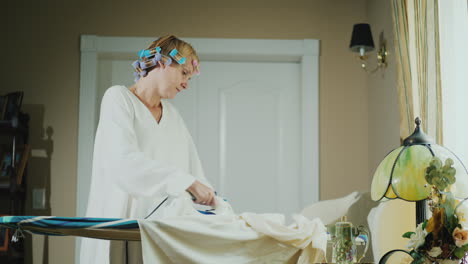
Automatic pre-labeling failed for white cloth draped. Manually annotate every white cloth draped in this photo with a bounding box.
[139,194,327,264]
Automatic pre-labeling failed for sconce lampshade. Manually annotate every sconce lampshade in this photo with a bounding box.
[349,23,375,54]
[371,118,468,202]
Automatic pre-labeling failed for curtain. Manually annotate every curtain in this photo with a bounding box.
[392,0,443,144]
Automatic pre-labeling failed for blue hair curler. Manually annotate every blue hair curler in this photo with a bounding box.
[134,45,187,82]
[169,48,178,57]
[139,49,159,59]
[169,48,186,65]
[147,47,161,58]
[138,49,152,58]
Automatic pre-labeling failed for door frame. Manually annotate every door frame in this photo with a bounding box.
[77,35,320,216]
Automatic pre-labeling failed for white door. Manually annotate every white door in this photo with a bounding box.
[174,61,302,215]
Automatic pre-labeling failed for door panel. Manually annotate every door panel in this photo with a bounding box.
[175,61,302,215]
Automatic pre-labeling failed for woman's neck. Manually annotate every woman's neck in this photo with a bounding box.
[130,83,161,109]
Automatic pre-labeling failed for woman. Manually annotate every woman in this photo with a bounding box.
[80,35,216,264]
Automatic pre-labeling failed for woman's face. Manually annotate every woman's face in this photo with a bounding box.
[151,61,194,99]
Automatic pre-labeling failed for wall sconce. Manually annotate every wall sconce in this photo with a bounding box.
[349,23,388,73]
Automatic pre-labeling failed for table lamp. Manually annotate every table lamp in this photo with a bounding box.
[371,117,468,224]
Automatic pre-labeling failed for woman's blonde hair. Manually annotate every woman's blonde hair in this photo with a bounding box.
[146,35,199,72]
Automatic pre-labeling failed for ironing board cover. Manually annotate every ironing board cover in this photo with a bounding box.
[0,215,369,245]
[0,216,141,241]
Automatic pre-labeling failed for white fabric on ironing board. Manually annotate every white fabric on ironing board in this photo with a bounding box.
[139,194,327,264]
[300,191,361,225]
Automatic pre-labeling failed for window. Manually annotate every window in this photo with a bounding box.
[439,0,468,167]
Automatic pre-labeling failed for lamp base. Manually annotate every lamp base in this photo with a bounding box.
[416,200,427,225]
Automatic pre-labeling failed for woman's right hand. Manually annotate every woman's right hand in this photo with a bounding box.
[187,180,216,206]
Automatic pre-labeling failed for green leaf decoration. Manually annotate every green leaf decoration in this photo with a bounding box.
[445,158,454,167]
[454,249,464,259]
[453,244,468,259]
[422,220,428,230]
[403,232,415,239]
[425,157,457,191]
[403,157,465,261]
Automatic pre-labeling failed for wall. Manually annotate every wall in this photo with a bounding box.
[3,0,372,262]
[366,0,415,260]
[367,0,400,183]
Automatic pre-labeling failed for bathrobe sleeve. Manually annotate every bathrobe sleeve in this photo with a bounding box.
[95,87,196,198]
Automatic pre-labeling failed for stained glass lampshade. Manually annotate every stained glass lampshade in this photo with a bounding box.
[371,117,468,223]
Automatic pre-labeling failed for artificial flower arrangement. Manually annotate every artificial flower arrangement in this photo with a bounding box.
[404,157,468,264]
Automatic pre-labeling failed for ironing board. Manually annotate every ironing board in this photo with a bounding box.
[0,215,373,263]
[0,216,141,241]
[0,215,369,243]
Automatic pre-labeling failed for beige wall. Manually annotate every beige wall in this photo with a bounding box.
[366,0,415,258]
[2,0,389,263]
[367,0,400,182]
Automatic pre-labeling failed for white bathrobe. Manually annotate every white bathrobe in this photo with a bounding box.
[80,85,211,264]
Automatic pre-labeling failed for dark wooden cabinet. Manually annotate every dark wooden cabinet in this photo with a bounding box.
[0,115,29,264]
